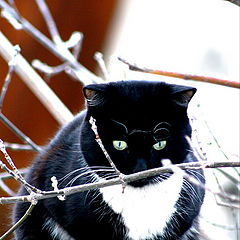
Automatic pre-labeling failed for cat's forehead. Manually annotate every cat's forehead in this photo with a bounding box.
[108,81,171,100]
[85,80,196,125]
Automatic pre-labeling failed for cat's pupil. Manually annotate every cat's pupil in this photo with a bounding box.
[113,140,128,150]
[153,140,167,150]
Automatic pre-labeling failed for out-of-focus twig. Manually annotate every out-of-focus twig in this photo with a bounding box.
[0,179,15,196]
[35,0,62,44]
[0,0,102,84]
[0,31,74,125]
[3,142,38,151]
[94,52,110,81]
[118,57,240,89]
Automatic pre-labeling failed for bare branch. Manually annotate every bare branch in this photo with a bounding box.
[89,116,126,192]
[32,59,68,77]
[35,0,62,44]
[118,57,240,89]
[0,31,74,125]
[0,0,102,84]
[0,160,239,204]
[89,117,121,175]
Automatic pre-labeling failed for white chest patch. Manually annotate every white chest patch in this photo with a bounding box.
[100,172,183,240]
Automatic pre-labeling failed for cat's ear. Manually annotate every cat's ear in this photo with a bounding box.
[83,84,108,107]
[171,85,196,107]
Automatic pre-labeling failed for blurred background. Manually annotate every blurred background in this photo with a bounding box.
[0,0,239,239]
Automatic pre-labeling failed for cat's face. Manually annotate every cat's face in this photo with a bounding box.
[81,81,196,187]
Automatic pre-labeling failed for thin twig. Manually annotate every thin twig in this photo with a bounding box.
[35,0,62,44]
[94,52,110,81]
[0,0,102,84]
[0,45,20,111]
[1,160,239,204]
[200,214,240,231]
[0,203,36,240]
[0,114,42,152]
[32,32,83,78]
[0,157,41,194]
[3,142,37,151]
[0,31,74,125]
[89,117,121,175]
[190,116,208,161]
[0,179,16,196]
[212,171,239,209]
[118,57,240,89]
[0,167,28,180]
[0,140,41,194]
[0,64,14,111]
[0,139,26,181]
[71,32,83,59]
[32,59,68,76]
[217,168,240,185]
[89,116,126,192]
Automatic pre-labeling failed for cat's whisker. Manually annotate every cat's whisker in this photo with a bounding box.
[99,172,119,180]
[63,168,118,187]
[58,167,90,184]
[185,169,205,182]
[182,178,203,204]
[58,166,115,185]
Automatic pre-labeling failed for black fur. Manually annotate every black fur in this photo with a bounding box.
[13,81,205,240]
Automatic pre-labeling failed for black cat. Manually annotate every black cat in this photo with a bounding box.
[13,80,205,240]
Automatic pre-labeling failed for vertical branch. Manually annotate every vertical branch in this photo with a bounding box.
[0,45,20,110]
[89,116,126,192]
[94,52,110,81]
[89,117,121,175]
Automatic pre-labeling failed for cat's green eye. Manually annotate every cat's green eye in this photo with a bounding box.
[113,140,128,151]
[153,140,167,150]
